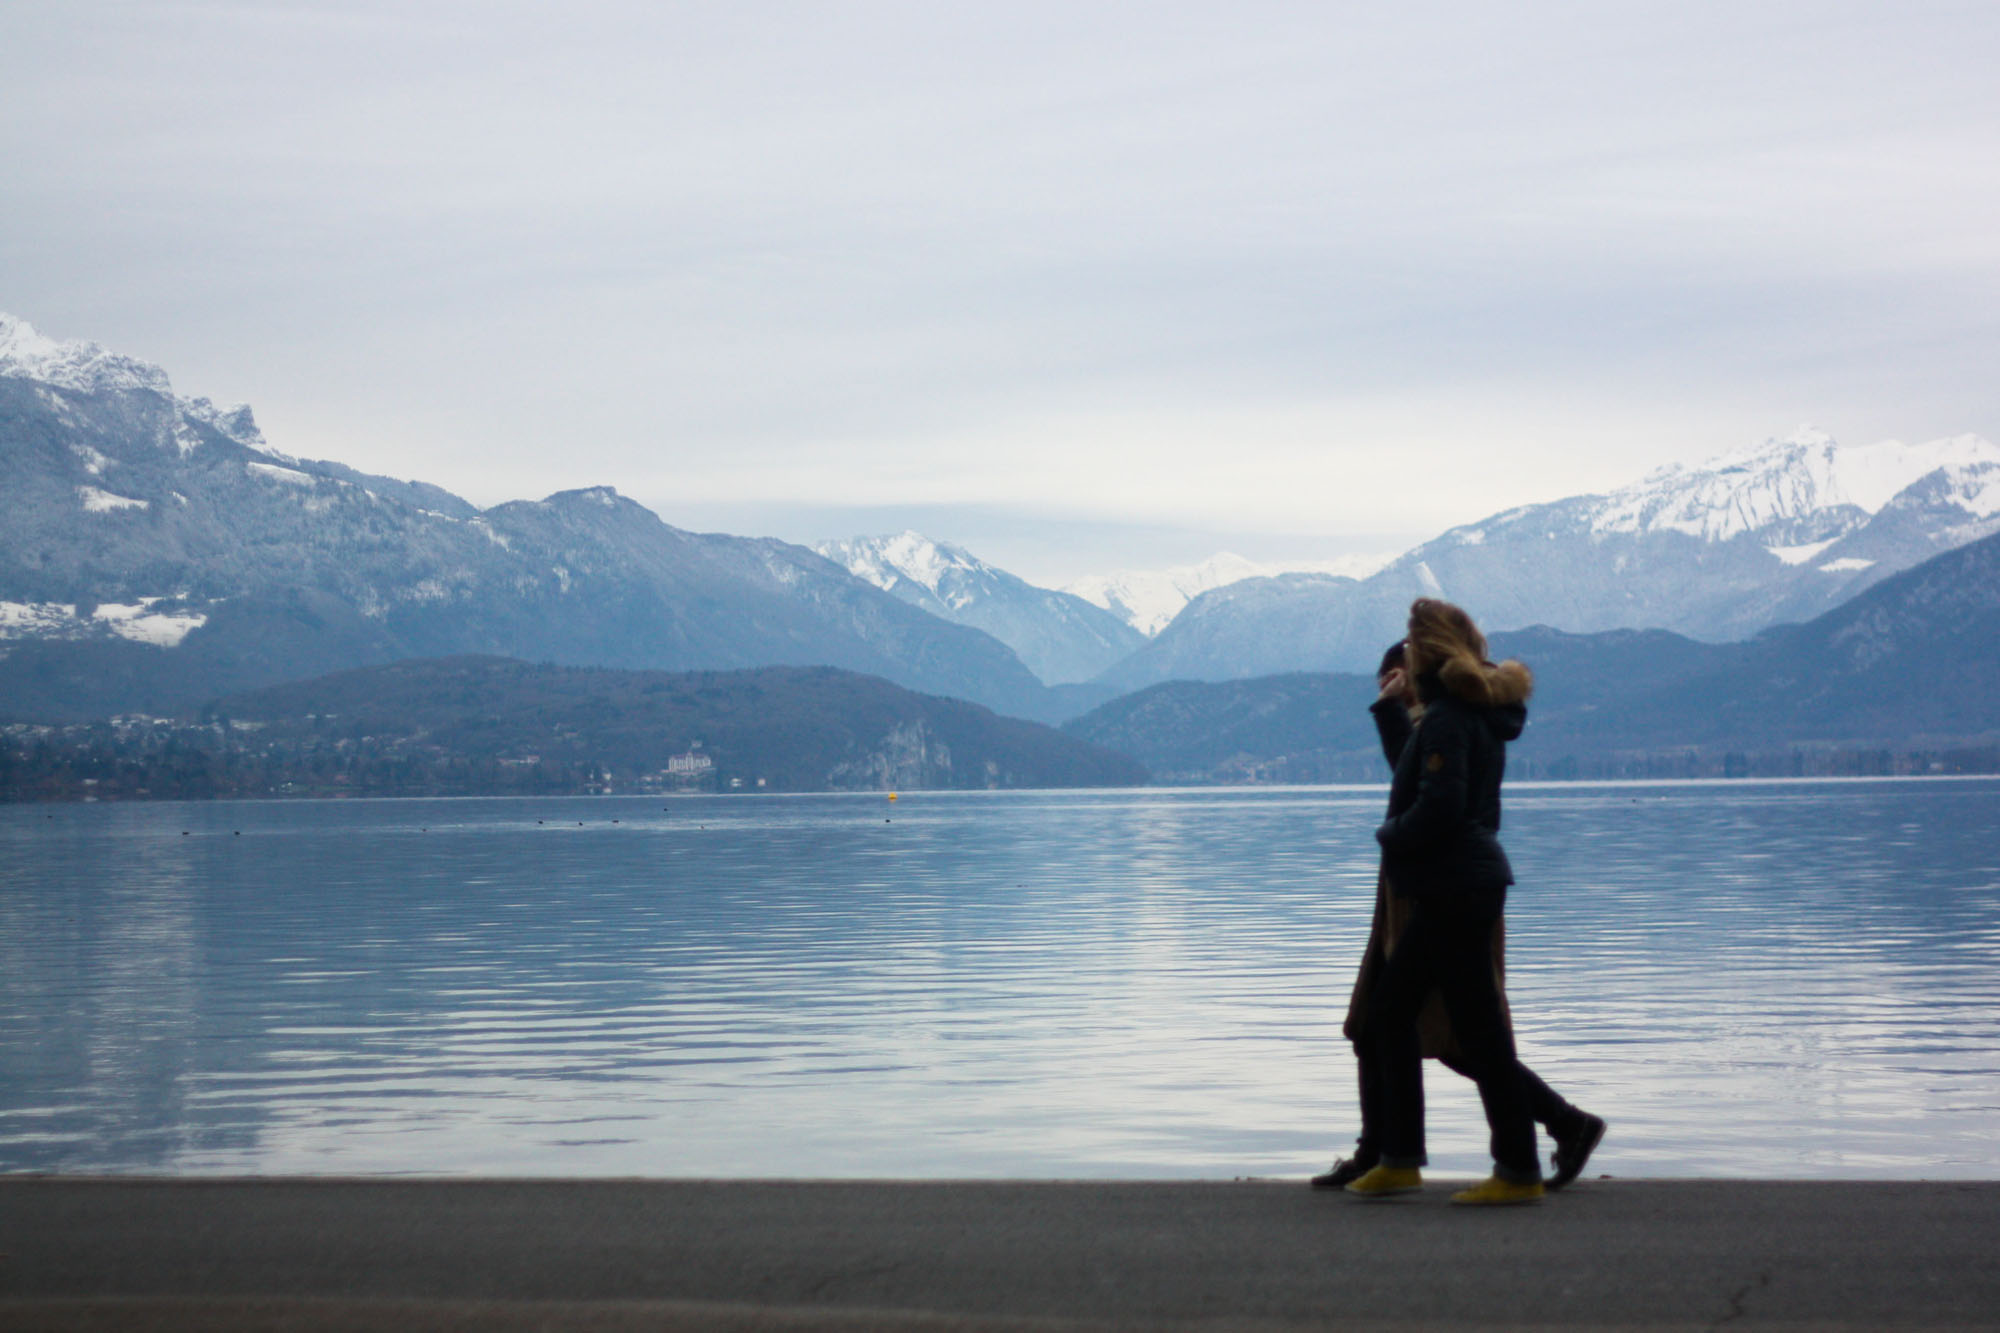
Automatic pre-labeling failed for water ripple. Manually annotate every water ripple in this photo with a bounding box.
[3,780,1999,1178]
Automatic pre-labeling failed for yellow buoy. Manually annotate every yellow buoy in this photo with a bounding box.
[887,792,898,802]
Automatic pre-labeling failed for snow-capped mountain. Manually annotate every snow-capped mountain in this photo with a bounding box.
[0,312,174,395]
[1098,428,2000,688]
[1065,524,2000,779]
[1571,428,1997,544]
[1065,551,1393,636]
[1403,426,2000,635]
[14,310,1997,724]
[814,531,1143,685]
[0,314,1052,722]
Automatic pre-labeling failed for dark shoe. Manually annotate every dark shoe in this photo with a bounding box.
[1549,1113,1606,1190]
[1310,1153,1378,1189]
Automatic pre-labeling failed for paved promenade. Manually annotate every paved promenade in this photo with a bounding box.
[2,1177,1997,1330]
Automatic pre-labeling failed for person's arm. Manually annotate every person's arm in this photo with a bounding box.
[1370,697,1412,769]
[1370,666,1413,768]
[1375,712,1470,852]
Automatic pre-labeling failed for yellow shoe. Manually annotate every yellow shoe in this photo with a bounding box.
[1450,1175,1545,1206]
[1344,1165,1423,1198]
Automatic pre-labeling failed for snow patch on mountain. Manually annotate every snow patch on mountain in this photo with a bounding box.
[0,598,206,647]
[79,486,149,513]
[1767,538,1838,565]
[92,600,208,647]
[0,602,78,637]
[248,461,315,487]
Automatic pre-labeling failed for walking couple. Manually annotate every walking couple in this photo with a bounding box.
[1315,597,1605,1205]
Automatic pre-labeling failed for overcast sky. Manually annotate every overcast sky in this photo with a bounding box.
[5,1,1998,585]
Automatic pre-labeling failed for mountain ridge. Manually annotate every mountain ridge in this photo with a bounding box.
[1063,551,1392,636]
[10,311,2000,736]
[0,314,1057,723]
[1096,427,2000,688]
[1064,528,2000,781]
[814,530,1144,685]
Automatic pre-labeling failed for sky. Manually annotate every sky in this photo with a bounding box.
[4,1,1999,587]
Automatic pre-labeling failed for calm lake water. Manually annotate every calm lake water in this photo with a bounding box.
[3,780,1998,1180]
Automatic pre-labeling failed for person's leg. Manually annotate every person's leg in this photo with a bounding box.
[1354,1033,1387,1159]
[1310,1038,1383,1188]
[1430,913,1540,1184]
[1321,900,1391,1188]
[1516,1059,1584,1138]
[1515,1057,1607,1185]
[1438,1051,1576,1134]
[1441,1041,1607,1188]
[1362,913,1441,1170]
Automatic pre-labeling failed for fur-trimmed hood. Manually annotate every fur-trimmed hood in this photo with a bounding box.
[1415,669,1528,742]
[1439,657,1533,708]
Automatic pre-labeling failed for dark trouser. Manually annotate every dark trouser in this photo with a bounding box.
[1362,903,1544,1183]
[1353,1037,1584,1163]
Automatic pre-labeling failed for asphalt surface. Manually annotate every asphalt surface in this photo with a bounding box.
[3,1177,1997,1330]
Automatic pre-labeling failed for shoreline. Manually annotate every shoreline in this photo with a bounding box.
[8,769,2000,807]
[5,1176,1998,1329]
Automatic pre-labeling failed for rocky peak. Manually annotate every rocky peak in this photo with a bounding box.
[0,312,174,396]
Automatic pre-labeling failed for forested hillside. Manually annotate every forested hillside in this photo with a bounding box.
[0,657,1146,801]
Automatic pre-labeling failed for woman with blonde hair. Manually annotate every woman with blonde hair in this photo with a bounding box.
[1342,598,1597,1205]
[1313,639,1602,1193]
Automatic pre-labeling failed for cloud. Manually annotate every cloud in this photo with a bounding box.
[4,1,1998,579]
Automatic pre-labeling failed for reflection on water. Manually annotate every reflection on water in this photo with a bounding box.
[2,780,1997,1178]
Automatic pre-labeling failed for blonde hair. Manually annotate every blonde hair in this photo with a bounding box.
[1404,598,1533,707]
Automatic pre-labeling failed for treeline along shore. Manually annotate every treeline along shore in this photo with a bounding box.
[5,643,1999,802]
[7,706,1993,803]
[0,658,1147,802]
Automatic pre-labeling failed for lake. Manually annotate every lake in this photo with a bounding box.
[3,779,1998,1179]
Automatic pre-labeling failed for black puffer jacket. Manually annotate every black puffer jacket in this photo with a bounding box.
[1373,672,1524,920]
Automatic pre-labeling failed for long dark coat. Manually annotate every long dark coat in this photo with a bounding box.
[1342,694,1511,1059]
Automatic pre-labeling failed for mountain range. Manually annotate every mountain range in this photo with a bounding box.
[0,314,1058,723]
[1064,526,2000,781]
[1094,428,2000,688]
[7,311,2000,752]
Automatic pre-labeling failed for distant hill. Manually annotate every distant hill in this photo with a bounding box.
[1058,673,1382,784]
[1064,530,2000,781]
[0,657,1146,801]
